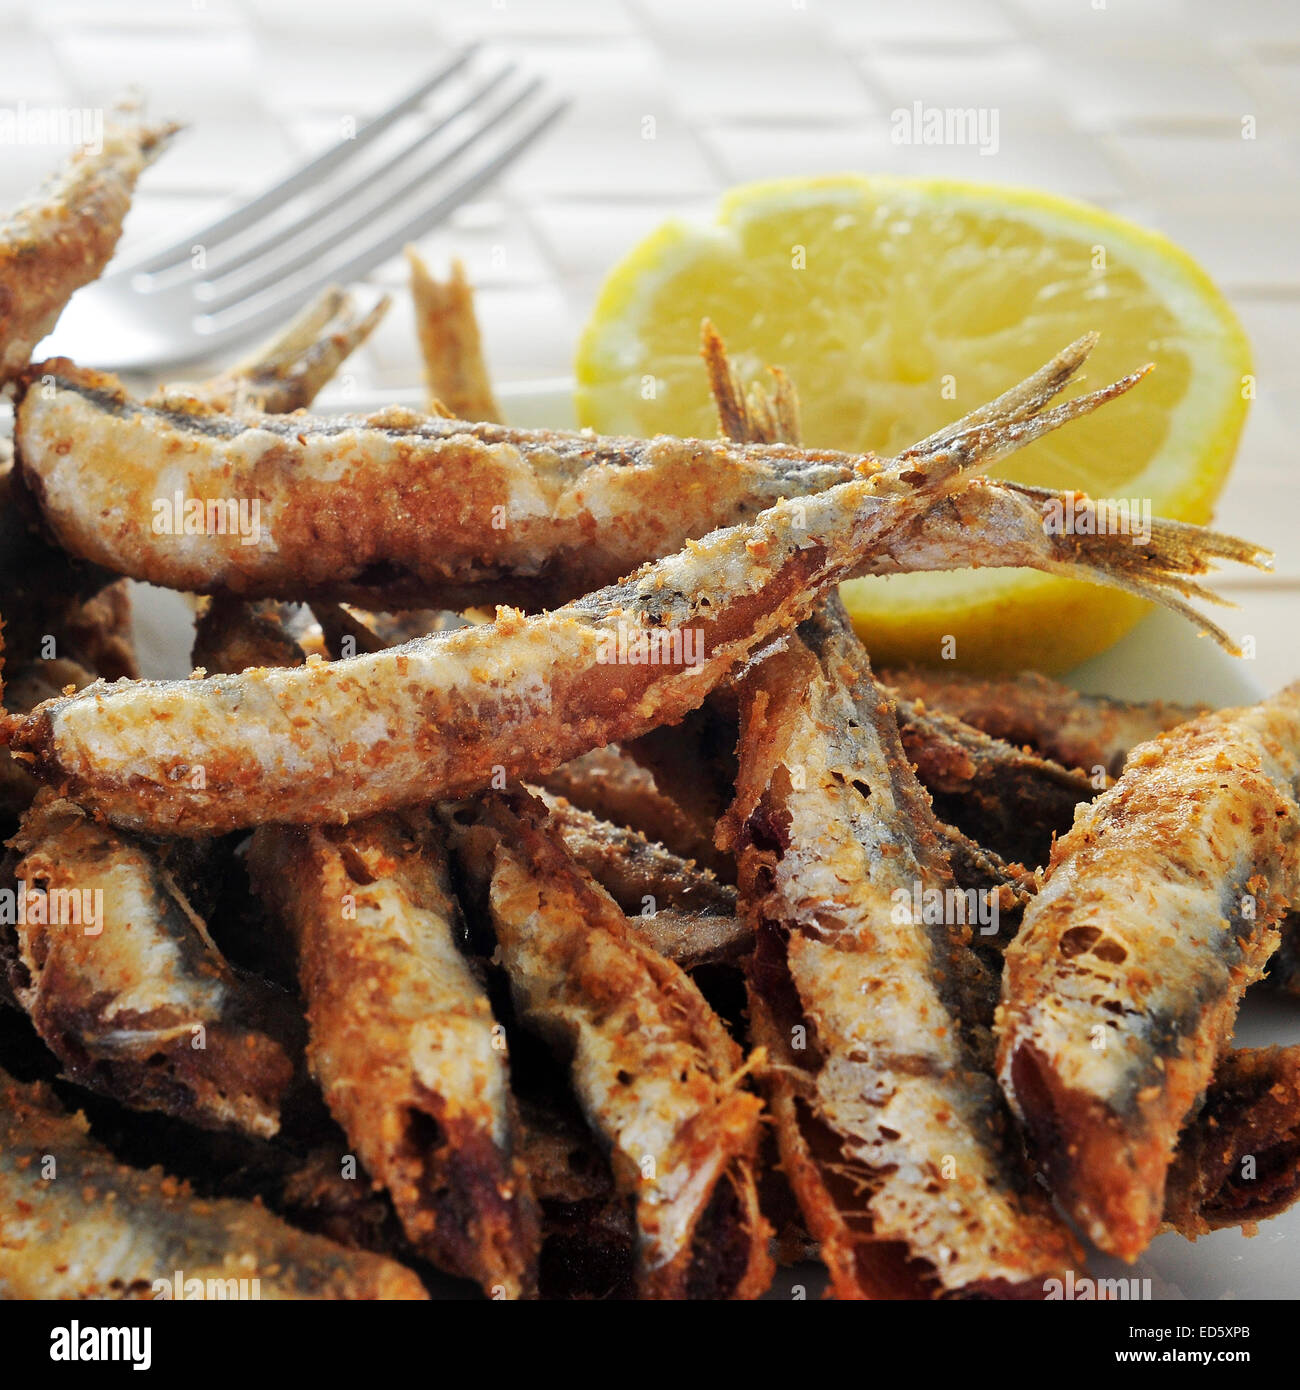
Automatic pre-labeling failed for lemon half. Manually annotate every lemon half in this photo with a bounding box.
[574,176,1251,673]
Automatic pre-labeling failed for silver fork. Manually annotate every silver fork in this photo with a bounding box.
[41,47,565,371]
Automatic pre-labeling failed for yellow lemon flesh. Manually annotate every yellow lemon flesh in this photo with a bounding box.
[574,175,1251,673]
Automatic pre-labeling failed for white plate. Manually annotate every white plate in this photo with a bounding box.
[128,379,1299,1300]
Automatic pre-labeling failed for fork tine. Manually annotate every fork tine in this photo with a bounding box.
[125,46,480,277]
[197,64,518,288]
[202,97,567,342]
[198,78,544,314]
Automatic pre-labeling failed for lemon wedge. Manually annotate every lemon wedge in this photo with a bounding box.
[574,175,1251,672]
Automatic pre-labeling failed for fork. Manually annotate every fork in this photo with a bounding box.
[41,47,565,371]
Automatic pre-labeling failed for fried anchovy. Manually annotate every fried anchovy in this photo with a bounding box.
[540,744,725,874]
[451,789,773,1299]
[248,810,540,1298]
[152,286,389,417]
[16,338,1264,618]
[317,599,734,878]
[894,698,1098,870]
[884,666,1208,778]
[2,791,299,1137]
[407,249,502,422]
[1164,1046,1300,1238]
[720,598,1078,1298]
[192,595,308,673]
[703,325,1037,918]
[10,347,1220,836]
[996,684,1300,1260]
[0,1069,427,1298]
[535,791,746,969]
[538,791,734,916]
[0,111,177,382]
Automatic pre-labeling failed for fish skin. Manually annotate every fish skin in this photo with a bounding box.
[0,1069,427,1299]
[451,789,773,1300]
[533,792,745,969]
[894,697,1098,870]
[884,666,1208,779]
[721,598,1079,1298]
[12,341,1246,616]
[2,419,983,836]
[247,810,541,1299]
[2,791,300,1139]
[996,684,1300,1261]
[1164,1045,1300,1238]
[539,743,724,874]
[0,113,177,383]
[9,339,1250,838]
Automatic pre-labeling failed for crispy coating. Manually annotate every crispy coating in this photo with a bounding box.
[247,810,540,1298]
[996,684,1300,1260]
[1165,1046,1300,1238]
[406,249,502,423]
[537,790,735,918]
[535,792,745,969]
[0,1069,427,1299]
[540,744,723,872]
[12,341,1252,620]
[456,790,772,1299]
[895,698,1097,870]
[884,666,1207,779]
[0,657,94,821]
[0,112,177,382]
[722,600,1078,1298]
[4,419,988,834]
[9,345,1209,837]
[3,791,299,1138]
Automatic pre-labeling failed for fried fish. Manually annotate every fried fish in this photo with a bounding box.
[248,810,540,1298]
[0,110,176,383]
[722,599,1079,1297]
[9,344,1252,837]
[996,684,1300,1259]
[0,1069,426,1299]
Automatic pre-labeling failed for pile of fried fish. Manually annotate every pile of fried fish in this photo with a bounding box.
[0,109,1297,1301]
